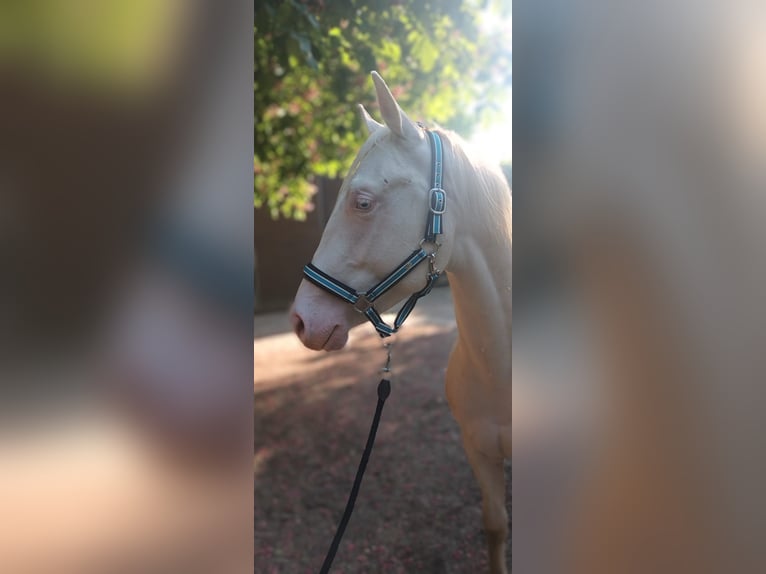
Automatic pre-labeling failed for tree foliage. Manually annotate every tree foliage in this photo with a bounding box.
[255,0,512,219]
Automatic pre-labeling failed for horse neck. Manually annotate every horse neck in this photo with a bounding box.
[442,145,512,378]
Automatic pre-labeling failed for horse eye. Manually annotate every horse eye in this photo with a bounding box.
[355,197,373,211]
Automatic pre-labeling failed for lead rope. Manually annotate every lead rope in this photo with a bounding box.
[318,341,394,574]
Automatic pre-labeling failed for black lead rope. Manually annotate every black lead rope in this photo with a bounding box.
[319,377,391,574]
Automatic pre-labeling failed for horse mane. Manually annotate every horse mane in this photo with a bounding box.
[431,126,512,242]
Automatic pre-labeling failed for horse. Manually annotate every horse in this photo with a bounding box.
[291,71,512,574]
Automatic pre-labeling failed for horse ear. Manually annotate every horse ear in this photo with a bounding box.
[358,104,383,134]
[371,71,421,141]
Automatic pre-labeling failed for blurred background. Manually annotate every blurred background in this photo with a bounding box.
[0,1,253,573]
[1,0,764,572]
[513,1,766,572]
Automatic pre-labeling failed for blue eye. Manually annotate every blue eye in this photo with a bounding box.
[355,197,373,211]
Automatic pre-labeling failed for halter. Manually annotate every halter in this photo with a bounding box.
[303,130,446,338]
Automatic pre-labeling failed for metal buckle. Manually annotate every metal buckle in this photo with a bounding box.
[429,188,446,214]
[353,294,373,313]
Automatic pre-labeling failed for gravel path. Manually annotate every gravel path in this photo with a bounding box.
[254,287,510,573]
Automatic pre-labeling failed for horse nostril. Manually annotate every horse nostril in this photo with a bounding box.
[291,310,305,338]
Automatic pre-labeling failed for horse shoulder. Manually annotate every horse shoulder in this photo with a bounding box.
[445,341,512,459]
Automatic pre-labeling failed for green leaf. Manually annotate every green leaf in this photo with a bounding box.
[289,32,317,70]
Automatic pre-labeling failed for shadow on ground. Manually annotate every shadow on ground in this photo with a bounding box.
[255,306,511,573]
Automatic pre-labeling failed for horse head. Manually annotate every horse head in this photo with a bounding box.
[291,72,453,350]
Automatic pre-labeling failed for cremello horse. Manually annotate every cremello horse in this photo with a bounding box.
[291,72,511,573]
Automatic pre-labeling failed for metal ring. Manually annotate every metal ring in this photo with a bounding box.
[419,237,442,248]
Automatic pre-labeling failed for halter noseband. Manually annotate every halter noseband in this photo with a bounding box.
[303,130,446,338]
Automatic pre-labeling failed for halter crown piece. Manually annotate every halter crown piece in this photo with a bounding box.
[303,129,446,338]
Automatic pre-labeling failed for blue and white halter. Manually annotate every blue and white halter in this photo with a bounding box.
[303,130,446,338]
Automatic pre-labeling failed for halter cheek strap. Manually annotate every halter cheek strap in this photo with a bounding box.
[425,129,445,243]
[303,130,446,338]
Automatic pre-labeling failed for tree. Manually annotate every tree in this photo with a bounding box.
[255,0,512,219]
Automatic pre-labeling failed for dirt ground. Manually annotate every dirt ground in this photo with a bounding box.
[254,287,511,573]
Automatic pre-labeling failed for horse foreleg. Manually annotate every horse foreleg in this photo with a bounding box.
[463,435,509,574]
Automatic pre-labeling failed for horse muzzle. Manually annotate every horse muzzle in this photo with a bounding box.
[291,280,351,351]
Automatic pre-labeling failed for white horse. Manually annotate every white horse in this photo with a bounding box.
[291,72,512,574]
